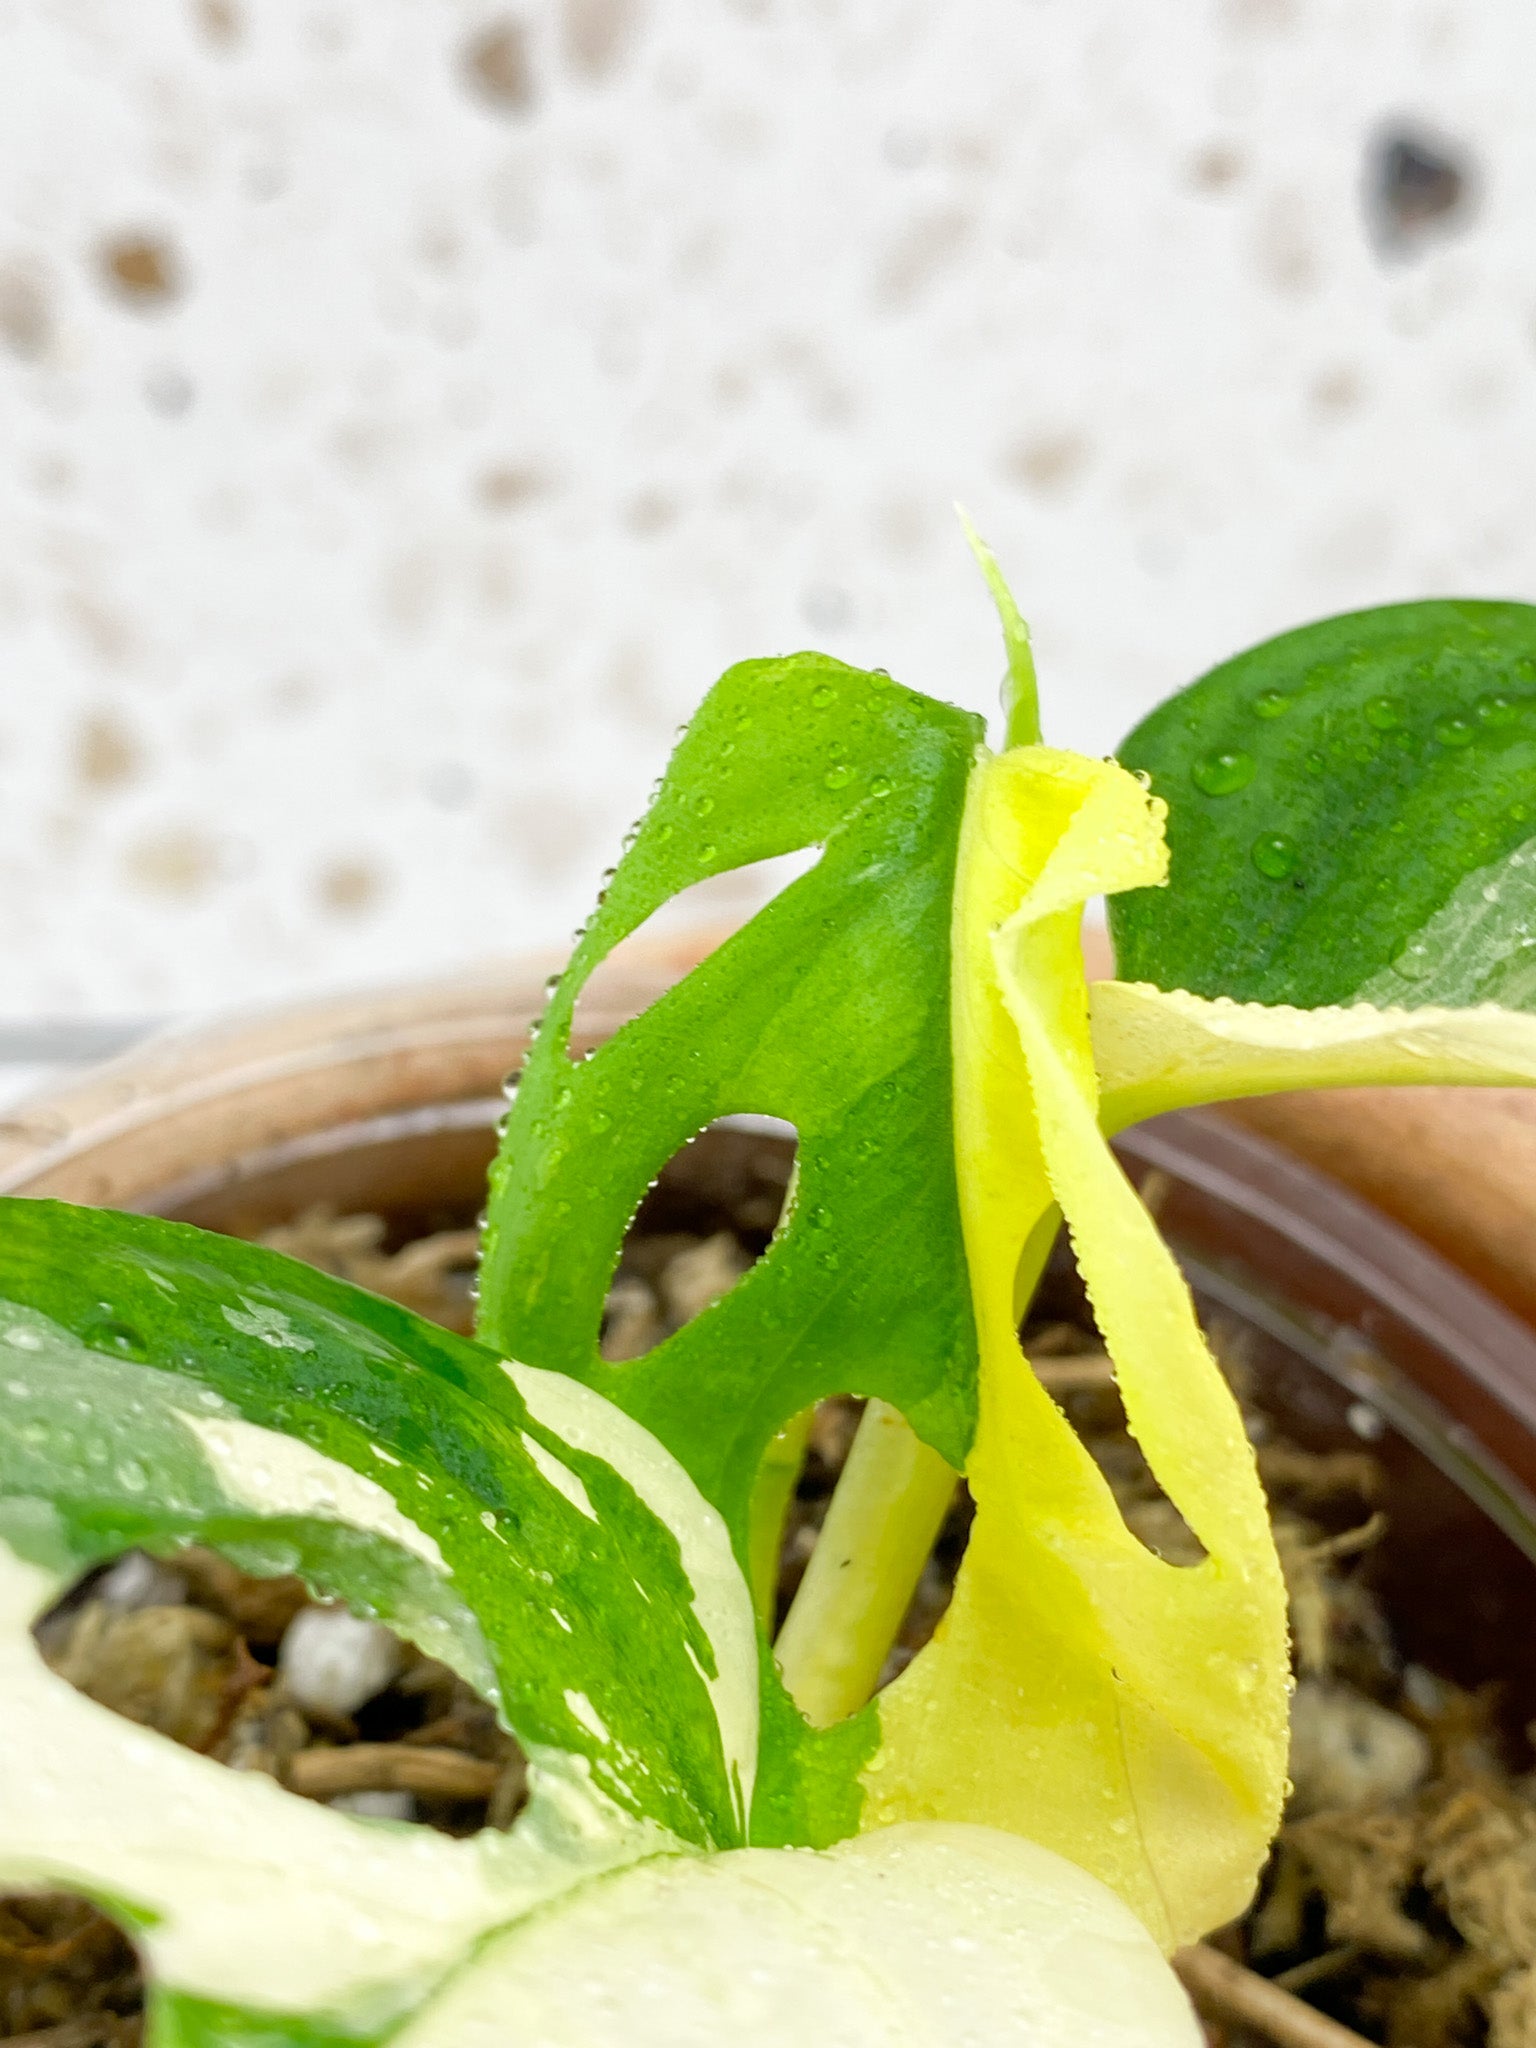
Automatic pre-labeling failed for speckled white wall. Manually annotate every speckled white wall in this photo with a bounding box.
[0,0,1527,1019]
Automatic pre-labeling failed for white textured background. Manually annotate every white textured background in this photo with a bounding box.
[0,0,1527,1023]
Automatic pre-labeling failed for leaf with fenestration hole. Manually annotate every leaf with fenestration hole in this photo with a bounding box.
[476,653,988,1844]
[0,1197,767,2041]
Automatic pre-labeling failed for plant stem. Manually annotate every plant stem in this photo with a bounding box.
[1173,1944,1372,2048]
[772,1399,957,1727]
[746,1407,812,1631]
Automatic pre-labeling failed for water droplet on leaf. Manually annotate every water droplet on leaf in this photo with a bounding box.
[1192,749,1255,796]
[1434,714,1474,748]
[1251,833,1298,880]
[1389,940,1434,983]
[1252,690,1290,720]
[823,763,853,790]
[1364,695,1404,731]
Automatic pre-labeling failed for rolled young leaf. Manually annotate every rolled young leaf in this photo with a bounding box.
[865,748,1290,1950]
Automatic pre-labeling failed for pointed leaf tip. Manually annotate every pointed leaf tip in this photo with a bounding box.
[956,506,1040,749]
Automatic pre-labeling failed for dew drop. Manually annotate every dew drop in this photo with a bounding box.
[870,775,893,799]
[1252,690,1290,720]
[116,1458,149,1494]
[1250,833,1298,880]
[1477,692,1518,728]
[88,1319,146,1359]
[811,684,837,709]
[694,794,716,817]
[1192,749,1255,796]
[1434,714,1474,748]
[1364,695,1404,731]
[1389,940,1434,983]
[823,763,853,790]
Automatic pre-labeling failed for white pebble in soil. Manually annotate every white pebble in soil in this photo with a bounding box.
[96,1550,187,1611]
[279,1605,403,1719]
[1287,1677,1432,1817]
[330,1790,417,1822]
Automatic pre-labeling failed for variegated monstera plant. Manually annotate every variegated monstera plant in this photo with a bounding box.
[5,545,1536,2047]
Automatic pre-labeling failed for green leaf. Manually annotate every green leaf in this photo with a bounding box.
[1109,599,1536,1006]
[478,665,982,1515]
[476,653,985,1845]
[0,1199,756,1852]
[0,1525,667,2044]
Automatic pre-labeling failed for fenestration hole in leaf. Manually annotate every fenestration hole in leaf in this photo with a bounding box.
[0,1889,144,2045]
[567,846,822,1060]
[776,1395,975,1686]
[29,1549,529,1832]
[601,1115,798,1361]
[1025,1225,1208,1569]
[12,1552,531,2046]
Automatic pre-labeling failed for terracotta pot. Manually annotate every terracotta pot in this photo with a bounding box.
[1219,1087,1536,1331]
[6,952,1536,1728]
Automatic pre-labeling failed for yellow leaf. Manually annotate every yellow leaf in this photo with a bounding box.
[1093,979,1536,1133]
[864,747,1290,1951]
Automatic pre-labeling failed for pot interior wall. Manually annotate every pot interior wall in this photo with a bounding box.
[157,1103,1536,1742]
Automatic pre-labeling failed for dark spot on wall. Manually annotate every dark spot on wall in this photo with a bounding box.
[97,233,183,308]
[59,591,138,669]
[1223,0,1299,29]
[622,488,677,536]
[476,463,547,512]
[194,0,243,48]
[875,205,973,310]
[123,827,221,899]
[1004,430,1089,495]
[1365,125,1472,256]
[562,0,643,79]
[1188,142,1244,193]
[73,710,143,792]
[316,857,388,918]
[1310,365,1363,415]
[0,262,53,360]
[463,19,536,116]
